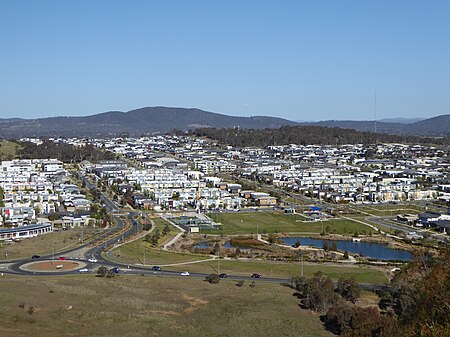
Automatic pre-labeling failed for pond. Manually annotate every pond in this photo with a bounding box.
[281,237,412,261]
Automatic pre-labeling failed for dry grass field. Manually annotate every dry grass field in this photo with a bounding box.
[1,227,103,260]
[0,274,333,337]
[204,211,376,235]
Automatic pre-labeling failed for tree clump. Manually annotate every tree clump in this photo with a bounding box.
[205,274,220,284]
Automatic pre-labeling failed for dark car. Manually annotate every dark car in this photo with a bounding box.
[151,266,161,271]
[31,255,41,259]
[110,267,120,274]
[219,273,227,278]
[251,273,262,278]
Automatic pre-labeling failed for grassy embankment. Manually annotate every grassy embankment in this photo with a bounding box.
[0,275,333,337]
[163,259,387,284]
[1,227,103,260]
[110,217,210,265]
[0,140,21,160]
[110,239,387,285]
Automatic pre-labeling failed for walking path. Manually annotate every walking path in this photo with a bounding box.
[338,214,383,233]
[159,257,217,267]
[161,217,186,250]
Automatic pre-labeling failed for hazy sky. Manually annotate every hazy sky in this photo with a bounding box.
[1,1,449,121]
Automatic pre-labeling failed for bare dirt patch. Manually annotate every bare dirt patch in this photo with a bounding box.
[182,293,208,313]
[21,260,85,272]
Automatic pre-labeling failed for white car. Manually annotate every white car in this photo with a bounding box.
[88,258,97,263]
[180,271,190,276]
[78,268,89,273]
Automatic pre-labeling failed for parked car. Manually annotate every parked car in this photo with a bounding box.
[78,268,89,273]
[219,273,228,278]
[88,258,97,263]
[180,271,190,276]
[110,267,120,274]
[58,257,66,260]
[31,255,41,259]
[151,266,161,271]
[251,273,262,278]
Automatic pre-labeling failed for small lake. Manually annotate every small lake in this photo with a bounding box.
[281,237,412,261]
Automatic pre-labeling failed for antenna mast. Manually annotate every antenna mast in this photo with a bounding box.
[374,90,377,143]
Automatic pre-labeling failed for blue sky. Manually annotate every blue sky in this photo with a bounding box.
[1,1,449,121]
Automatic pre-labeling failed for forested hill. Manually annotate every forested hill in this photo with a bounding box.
[189,125,448,147]
[0,107,297,138]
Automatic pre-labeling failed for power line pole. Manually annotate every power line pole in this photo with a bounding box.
[300,251,304,277]
[374,90,378,144]
[143,243,146,266]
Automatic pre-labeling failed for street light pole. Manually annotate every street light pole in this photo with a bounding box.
[143,243,146,266]
[301,251,304,277]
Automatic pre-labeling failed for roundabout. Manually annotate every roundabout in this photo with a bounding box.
[19,260,87,273]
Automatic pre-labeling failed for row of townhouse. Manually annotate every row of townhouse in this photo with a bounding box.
[0,159,91,234]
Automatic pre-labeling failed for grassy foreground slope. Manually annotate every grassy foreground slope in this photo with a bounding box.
[0,275,331,337]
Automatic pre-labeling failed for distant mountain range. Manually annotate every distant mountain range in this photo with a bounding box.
[377,117,425,124]
[0,106,448,139]
[295,117,425,124]
[0,107,297,138]
[302,114,450,137]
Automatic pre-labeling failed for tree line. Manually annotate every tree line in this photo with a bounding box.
[16,140,115,163]
[186,126,449,147]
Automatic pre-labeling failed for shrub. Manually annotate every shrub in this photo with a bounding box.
[236,280,245,287]
[96,266,108,277]
[205,274,220,284]
[335,278,360,303]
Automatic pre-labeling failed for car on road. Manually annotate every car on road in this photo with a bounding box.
[78,268,89,273]
[88,258,97,263]
[251,273,262,278]
[58,257,66,260]
[31,255,41,259]
[219,273,228,278]
[151,266,161,271]
[180,271,190,276]
[110,267,120,274]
